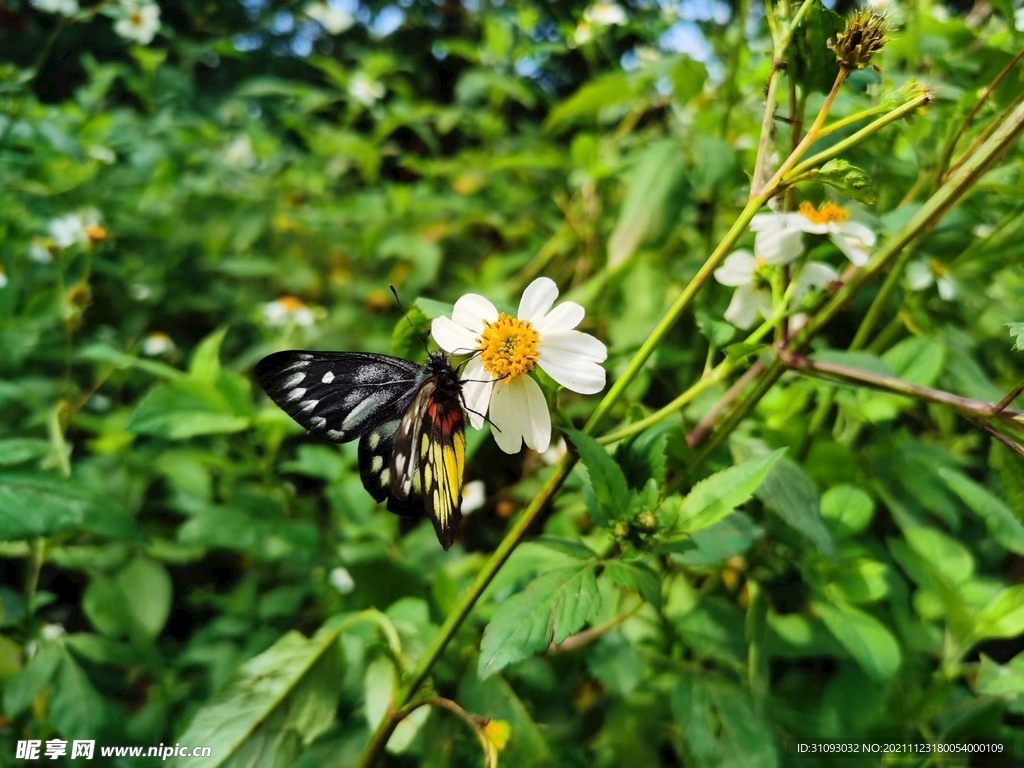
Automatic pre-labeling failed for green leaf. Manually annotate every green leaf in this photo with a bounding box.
[564,428,634,525]
[659,512,763,566]
[669,450,784,537]
[667,55,708,105]
[0,472,130,541]
[75,343,186,381]
[940,468,1024,554]
[977,653,1024,698]
[84,556,172,640]
[0,439,51,467]
[174,626,344,768]
[882,336,945,386]
[812,601,901,679]
[731,437,836,557]
[49,650,108,740]
[607,139,688,268]
[601,560,661,609]
[1007,322,1024,352]
[789,0,842,95]
[364,656,429,753]
[812,159,875,204]
[478,563,600,678]
[820,484,875,538]
[127,381,250,439]
[544,71,648,131]
[189,327,228,385]
[974,586,1024,643]
[3,641,62,718]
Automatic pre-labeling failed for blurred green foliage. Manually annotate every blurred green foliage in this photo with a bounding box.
[2,0,1024,766]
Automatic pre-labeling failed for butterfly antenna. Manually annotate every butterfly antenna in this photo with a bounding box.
[389,284,430,353]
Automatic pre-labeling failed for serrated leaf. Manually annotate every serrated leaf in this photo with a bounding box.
[1007,322,1024,352]
[565,428,635,525]
[941,468,1024,554]
[813,159,875,204]
[669,450,784,537]
[189,327,228,384]
[601,560,661,609]
[174,626,344,768]
[0,472,130,541]
[812,601,901,679]
[127,381,250,439]
[478,564,599,678]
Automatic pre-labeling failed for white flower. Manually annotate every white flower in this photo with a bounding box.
[0,267,7,289]
[584,2,628,26]
[462,480,487,515]
[49,214,88,249]
[573,21,594,45]
[31,0,78,15]
[906,259,956,301]
[40,623,66,641]
[305,1,354,34]
[263,296,316,327]
[328,567,355,594]
[142,331,175,356]
[714,219,805,329]
[349,74,384,106]
[751,202,876,267]
[225,135,256,168]
[29,238,54,264]
[113,1,161,46]
[431,277,607,454]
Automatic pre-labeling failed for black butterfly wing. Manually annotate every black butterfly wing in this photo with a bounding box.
[255,351,421,443]
[385,381,466,550]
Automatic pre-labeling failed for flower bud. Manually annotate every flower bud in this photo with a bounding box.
[828,11,891,71]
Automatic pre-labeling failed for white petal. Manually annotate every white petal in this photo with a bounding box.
[538,335,607,394]
[518,277,559,323]
[431,316,479,355]
[724,285,760,329]
[755,225,803,265]
[488,380,525,453]
[830,233,870,266]
[490,376,550,453]
[534,301,584,335]
[751,211,816,233]
[793,261,839,299]
[460,357,492,429]
[539,330,608,363]
[839,221,877,247]
[452,293,498,329]
[938,276,957,301]
[905,261,933,291]
[714,251,756,286]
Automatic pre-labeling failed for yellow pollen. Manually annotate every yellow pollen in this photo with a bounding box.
[928,258,948,277]
[754,256,767,269]
[799,201,849,226]
[276,295,306,312]
[477,312,540,379]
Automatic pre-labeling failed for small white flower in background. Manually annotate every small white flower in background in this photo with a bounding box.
[584,2,628,26]
[87,145,117,164]
[29,238,54,264]
[130,283,153,301]
[142,331,175,356]
[263,296,316,328]
[906,258,957,301]
[540,437,568,466]
[113,1,161,46]
[40,623,66,641]
[573,21,594,45]
[225,135,256,169]
[31,0,78,15]
[461,480,487,515]
[714,218,804,329]
[48,210,105,249]
[0,267,8,289]
[432,277,607,454]
[305,1,354,34]
[88,393,113,412]
[348,74,385,106]
[328,567,355,594]
[752,202,876,267]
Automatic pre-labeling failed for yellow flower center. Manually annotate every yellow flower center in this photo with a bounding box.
[277,295,306,312]
[928,258,948,277]
[477,312,540,379]
[799,201,849,226]
[754,256,767,269]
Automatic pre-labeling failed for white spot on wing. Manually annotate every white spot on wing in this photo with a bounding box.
[369,432,380,450]
[286,388,306,402]
[342,392,387,430]
[321,371,335,384]
[300,399,319,413]
[395,453,407,474]
[371,455,383,473]
[311,416,327,430]
[380,468,390,486]
[326,429,345,440]
[282,372,305,389]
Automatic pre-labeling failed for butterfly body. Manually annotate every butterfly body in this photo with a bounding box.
[256,350,466,549]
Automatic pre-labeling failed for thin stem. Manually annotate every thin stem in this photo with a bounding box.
[992,379,1024,416]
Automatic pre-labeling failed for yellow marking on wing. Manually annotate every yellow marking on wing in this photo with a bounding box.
[420,433,430,458]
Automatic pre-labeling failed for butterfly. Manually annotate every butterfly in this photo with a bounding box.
[255,349,467,550]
